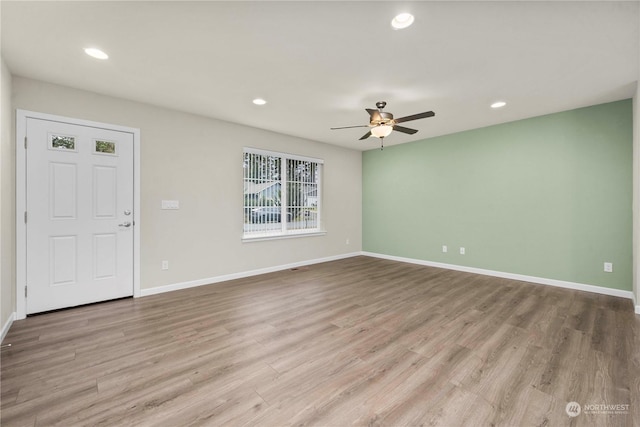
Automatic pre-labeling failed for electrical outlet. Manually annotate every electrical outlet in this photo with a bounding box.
[442,245,448,253]
[604,262,613,273]
[460,247,465,255]
[162,260,169,270]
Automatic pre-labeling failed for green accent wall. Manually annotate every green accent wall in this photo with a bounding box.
[363,100,632,291]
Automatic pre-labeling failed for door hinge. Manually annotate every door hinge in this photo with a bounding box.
[25,286,27,298]
[24,136,27,149]
[24,211,27,224]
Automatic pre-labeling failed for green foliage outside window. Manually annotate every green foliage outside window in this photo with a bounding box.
[95,140,116,154]
[51,135,75,150]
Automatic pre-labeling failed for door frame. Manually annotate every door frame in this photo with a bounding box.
[15,110,141,320]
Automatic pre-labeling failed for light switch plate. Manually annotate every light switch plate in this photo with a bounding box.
[161,200,180,210]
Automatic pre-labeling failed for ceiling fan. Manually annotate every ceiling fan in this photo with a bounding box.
[331,101,435,149]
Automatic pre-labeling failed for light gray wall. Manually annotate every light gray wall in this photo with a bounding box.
[1,58,15,331]
[12,76,362,293]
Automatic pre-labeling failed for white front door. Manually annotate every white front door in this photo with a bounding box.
[25,117,134,314]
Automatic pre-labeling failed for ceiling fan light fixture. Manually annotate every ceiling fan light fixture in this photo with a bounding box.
[391,13,415,30]
[371,124,394,138]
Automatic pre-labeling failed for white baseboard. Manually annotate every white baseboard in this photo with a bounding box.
[1,312,15,344]
[362,251,635,301]
[140,250,637,306]
[634,294,640,315]
[140,252,361,297]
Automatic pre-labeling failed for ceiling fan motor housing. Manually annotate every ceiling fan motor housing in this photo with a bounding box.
[371,111,394,125]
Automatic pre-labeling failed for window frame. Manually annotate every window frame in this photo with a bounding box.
[242,147,325,242]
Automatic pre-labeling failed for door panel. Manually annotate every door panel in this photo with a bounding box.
[26,118,134,314]
[49,235,77,286]
[93,166,117,218]
[93,233,117,279]
[49,162,77,219]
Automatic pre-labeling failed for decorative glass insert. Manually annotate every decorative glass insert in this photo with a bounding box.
[94,140,117,155]
[50,134,76,151]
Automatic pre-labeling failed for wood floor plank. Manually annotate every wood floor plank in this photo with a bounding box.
[1,256,638,426]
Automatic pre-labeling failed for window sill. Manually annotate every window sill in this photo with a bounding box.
[242,230,327,243]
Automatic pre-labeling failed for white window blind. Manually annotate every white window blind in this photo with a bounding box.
[243,148,323,240]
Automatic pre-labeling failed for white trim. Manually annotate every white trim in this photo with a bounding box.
[16,111,26,319]
[133,250,638,307]
[242,230,327,243]
[140,252,360,297]
[15,110,141,319]
[1,312,15,343]
[634,294,640,315]
[362,252,635,300]
[244,146,324,164]
[133,125,141,298]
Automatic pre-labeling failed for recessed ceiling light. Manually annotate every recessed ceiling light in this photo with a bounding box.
[84,48,108,60]
[391,13,415,30]
[252,98,267,106]
[491,101,507,109]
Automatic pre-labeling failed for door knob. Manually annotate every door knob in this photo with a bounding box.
[119,221,132,228]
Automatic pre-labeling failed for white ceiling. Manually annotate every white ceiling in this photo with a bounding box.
[2,1,639,150]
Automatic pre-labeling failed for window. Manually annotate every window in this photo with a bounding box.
[49,134,76,152]
[94,140,117,155]
[243,148,323,240]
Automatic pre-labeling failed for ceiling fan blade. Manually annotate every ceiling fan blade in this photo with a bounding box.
[359,131,372,140]
[394,111,435,124]
[366,108,377,116]
[330,125,370,130]
[393,125,419,135]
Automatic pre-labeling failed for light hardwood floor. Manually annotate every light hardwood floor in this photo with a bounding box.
[1,256,639,426]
